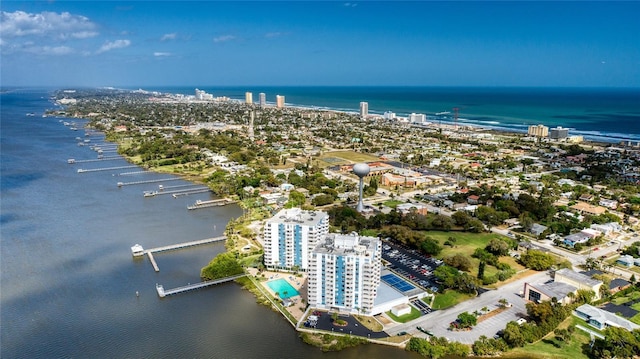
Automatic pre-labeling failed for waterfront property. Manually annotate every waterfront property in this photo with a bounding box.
[267,278,300,299]
[263,208,329,272]
[307,233,381,315]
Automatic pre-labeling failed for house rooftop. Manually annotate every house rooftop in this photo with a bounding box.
[575,304,640,331]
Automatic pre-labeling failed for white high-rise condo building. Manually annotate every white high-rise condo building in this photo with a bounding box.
[263,208,329,271]
[308,233,381,314]
[360,102,368,118]
[245,92,253,104]
[259,92,266,107]
[383,111,396,120]
[409,113,426,124]
[276,95,285,108]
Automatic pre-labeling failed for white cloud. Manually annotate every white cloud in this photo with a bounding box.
[0,11,98,39]
[153,52,171,57]
[40,46,74,55]
[96,39,130,54]
[213,35,235,43]
[160,33,177,41]
[343,2,357,7]
[265,32,283,38]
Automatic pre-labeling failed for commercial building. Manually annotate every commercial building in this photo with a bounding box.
[528,124,549,137]
[245,92,253,104]
[360,102,368,118]
[523,268,603,304]
[549,126,569,140]
[276,95,285,108]
[259,92,266,107]
[263,208,329,271]
[307,233,381,314]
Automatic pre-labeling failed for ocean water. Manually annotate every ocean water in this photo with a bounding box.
[138,86,640,143]
[0,89,418,358]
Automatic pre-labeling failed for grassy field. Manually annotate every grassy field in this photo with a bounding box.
[382,199,404,208]
[507,317,591,359]
[427,231,525,282]
[432,289,475,310]
[317,151,380,167]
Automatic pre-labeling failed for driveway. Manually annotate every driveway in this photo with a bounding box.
[305,312,389,339]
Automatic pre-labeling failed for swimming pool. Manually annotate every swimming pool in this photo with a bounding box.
[266,278,299,299]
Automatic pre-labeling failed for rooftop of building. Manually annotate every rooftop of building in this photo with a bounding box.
[267,208,328,226]
[555,268,603,287]
[575,304,640,331]
[313,232,379,257]
[529,281,577,300]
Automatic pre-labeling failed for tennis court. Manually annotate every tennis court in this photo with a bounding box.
[382,273,415,293]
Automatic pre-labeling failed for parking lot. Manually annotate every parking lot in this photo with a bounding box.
[381,240,443,294]
[411,299,433,315]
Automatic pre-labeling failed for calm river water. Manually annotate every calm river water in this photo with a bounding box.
[0,89,419,358]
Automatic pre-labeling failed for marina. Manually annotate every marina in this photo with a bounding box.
[155,274,246,297]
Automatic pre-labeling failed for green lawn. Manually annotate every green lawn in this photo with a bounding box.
[428,231,525,281]
[386,306,422,323]
[432,289,475,310]
[507,317,591,359]
[383,199,404,208]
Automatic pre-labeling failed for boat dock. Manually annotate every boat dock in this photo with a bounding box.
[131,236,227,272]
[117,178,183,187]
[187,198,235,210]
[77,165,138,173]
[144,236,227,254]
[155,274,246,297]
[118,170,149,176]
[171,188,211,198]
[144,187,210,197]
[67,156,121,164]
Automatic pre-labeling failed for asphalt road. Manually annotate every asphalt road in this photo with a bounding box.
[385,270,551,344]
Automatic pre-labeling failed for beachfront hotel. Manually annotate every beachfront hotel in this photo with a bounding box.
[528,124,549,137]
[263,208,329,271]
[307,233,382,314]
[359,101,368,118]
[276,95,285,108]
[245,92,253,104]
[259,92,266,107]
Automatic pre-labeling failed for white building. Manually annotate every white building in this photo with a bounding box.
[360,102,369,118]
[263,208,329,271]
[259,92,266,107]
[383,111,396,120]
[409,113,426,124]
[307,233,381,314]
[245,92,253,104]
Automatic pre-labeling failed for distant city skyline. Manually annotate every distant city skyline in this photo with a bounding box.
[1,1,639,88]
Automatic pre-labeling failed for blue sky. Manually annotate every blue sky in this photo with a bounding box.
[1,1,639,87]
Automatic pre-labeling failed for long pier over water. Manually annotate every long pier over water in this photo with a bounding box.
[131,236,227,272]
[155,274,246,297]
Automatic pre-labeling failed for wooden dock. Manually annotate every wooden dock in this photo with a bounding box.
[149,187,210,197]
[117,178,182,187]
[187,198,235,210]
[77,165,138,173]
[67,156,121,164]
[145,236,226,254]
[147,252,160,272]
[156,274,246,297]
[132,237,226,272]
